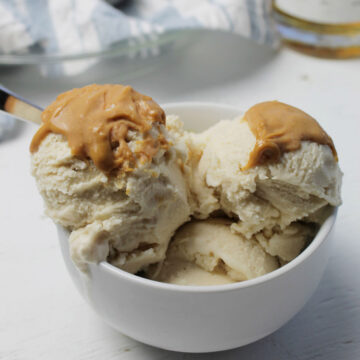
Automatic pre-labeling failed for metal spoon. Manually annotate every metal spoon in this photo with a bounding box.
[0,85,43,125]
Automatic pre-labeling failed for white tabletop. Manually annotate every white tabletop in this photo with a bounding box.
[1,32,359,360]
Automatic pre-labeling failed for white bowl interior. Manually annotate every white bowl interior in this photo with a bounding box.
[163,102,243,132]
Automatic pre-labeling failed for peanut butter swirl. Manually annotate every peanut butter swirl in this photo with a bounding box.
[30,84,168,173]
[243,101,337,170]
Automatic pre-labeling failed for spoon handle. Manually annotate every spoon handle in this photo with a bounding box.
[0,85,43,125]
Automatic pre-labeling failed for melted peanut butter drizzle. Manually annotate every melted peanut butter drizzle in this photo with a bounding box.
[243,101,338,170]
[30,84,168,173]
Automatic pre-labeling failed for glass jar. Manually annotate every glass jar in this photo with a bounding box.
[273,0,360,58]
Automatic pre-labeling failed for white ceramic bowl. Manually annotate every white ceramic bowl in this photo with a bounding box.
[57,102,337,353]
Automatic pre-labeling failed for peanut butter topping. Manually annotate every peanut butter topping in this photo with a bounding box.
[243,101,337,170]
[30,84,168,173]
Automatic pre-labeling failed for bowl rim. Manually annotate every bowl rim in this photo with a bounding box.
[92,101,338,293]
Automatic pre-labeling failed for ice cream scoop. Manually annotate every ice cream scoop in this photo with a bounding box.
[149,218,280,285]
[30,85,191,273]
[185,101,342,238]
[29,86,342,285]
[0,84,42,124]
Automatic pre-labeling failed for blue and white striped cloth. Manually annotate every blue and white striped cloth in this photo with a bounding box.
[0,0,279,139]
[0,0,278,75]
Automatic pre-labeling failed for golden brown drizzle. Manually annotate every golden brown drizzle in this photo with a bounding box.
[30,84,168,173]
[243,101,338,170]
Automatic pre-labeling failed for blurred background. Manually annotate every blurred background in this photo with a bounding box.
[1,0,360,137]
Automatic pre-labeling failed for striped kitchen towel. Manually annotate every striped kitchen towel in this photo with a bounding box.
[0,0,279,76]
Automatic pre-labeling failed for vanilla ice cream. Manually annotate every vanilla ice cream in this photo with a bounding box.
[150,101,342,285]
[31,85,191,273]
[31,88,342,284]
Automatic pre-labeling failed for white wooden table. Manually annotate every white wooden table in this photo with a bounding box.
[1,32,359,360]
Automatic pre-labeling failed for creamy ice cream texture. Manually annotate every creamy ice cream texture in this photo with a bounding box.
[186,105,341,237]
[30,85,342,285]
[31,85,191,273]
